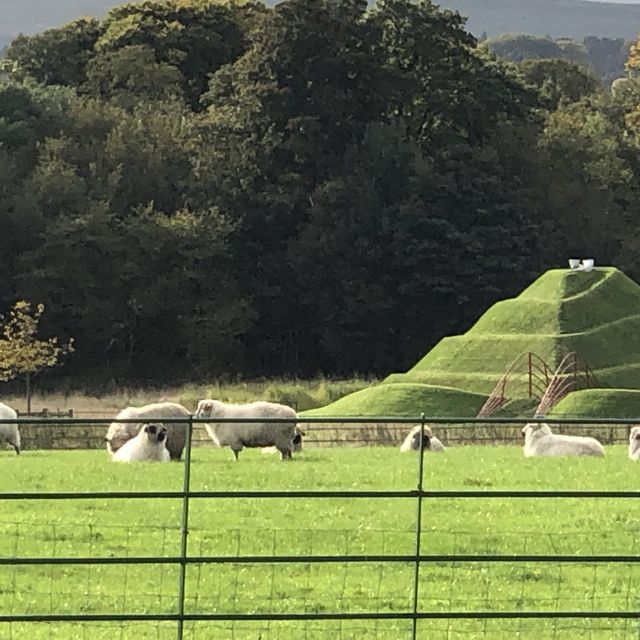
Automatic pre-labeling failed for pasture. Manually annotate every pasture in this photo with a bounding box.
[1,441,639,639]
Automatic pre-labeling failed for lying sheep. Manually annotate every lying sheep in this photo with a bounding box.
[400,425,445,453]
[195,399,297,461]
[522,423,604,457]
[262,427,305,456]
[0,402,20,455]
[629,426,640,461]
[106,402,189,460]
[113,424,170,463]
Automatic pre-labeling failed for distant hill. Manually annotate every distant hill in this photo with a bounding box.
[1,0,640,46]
[441,0,640,40]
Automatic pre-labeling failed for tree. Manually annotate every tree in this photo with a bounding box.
[0,301,74,412]
[3,18,101,86]
[517,59,601,111]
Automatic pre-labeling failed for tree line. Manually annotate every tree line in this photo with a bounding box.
[1,0,640,388]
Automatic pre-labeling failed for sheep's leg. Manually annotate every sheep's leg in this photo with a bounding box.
[231,448,241,461]
[12,444,20,455]
[278,447,292,461]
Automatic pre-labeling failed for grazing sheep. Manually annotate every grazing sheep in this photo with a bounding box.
[522,423,604,457]
[106,402,189,461]
[195,399,297,461]
[628,426,640,461]
[0,402,20,455]
[400,425,445,453]
[262,427,305,456]
[112,424,170,463]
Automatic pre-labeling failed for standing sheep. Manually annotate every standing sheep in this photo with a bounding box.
[195,399,297,461]
[400,425,445,453]
[112,424,170,463]
[0,402,20,455]
[106,402,190,461]
[628,426,640,461]
[522,423,604,457]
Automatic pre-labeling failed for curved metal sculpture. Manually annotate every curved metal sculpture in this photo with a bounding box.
[534,352,599,418]
[477,352,551,418]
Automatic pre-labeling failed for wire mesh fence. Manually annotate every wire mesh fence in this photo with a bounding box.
[0,415,639,639]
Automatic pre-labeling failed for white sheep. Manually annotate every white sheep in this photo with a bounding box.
[400,425,445,453]
[628,426,640,461]
[106,402,190,461]
[195,399,297,461]
[522,423,604,457]
[0,402,20,455]
[112,423,170,463]
[262,427,305,456]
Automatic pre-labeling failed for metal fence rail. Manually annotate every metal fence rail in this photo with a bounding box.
[0,414,638,639]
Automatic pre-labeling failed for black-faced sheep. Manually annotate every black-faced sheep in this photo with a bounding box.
[112,423,170,462]
[400,425,445,453]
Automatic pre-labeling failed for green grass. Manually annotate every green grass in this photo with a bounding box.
[550,388,640,419]
[302,383,487,417]
[1,445,640,639]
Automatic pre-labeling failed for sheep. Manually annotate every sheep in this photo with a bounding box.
[105,402,189,461]
[628,426,640,461]
[522,423,604,457]
[0,402,20,455]
[262,427,305,456]
[112,423,170,463]
[400,425,445,453]
[195,399,297,461]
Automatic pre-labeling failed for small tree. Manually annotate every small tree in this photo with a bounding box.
[0,301,74,412]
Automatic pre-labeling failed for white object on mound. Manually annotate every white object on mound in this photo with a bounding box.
[262,427,305,455]
[628,426,640,461]
[400,425,445,453]
[522,423,604,457]
[195,399,297,461]
[112,423,170,463]
[0,402,20,455]
[106,402,190,461]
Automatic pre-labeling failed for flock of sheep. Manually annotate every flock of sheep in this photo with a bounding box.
[0,399,639,460]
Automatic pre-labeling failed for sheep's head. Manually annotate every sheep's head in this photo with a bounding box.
[408,425,434,450]
[195,399,221,418]
[142,423,167,444]
[522,423,551,438]
[292,427,305,452]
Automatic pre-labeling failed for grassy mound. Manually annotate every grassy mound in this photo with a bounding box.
[396,267,640,394]
[302,383,486,417]
[311,267,640,416]
[549,389,640,419]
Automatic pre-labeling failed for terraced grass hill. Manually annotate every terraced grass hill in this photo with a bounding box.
[306,267,640,417]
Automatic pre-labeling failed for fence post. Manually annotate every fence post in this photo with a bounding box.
[176,415,193,640]
[411,413,427,640]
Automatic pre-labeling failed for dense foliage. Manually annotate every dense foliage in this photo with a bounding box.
[1,0,639,387]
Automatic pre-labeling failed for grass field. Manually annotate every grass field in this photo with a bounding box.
[1,442,640,639]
